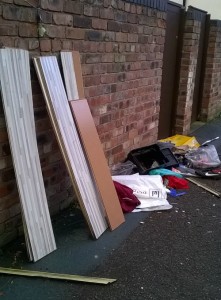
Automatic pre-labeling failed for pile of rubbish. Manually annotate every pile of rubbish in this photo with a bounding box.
[111,134,221,213]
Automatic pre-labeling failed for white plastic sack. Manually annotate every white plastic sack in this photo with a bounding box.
[112,174,172,212]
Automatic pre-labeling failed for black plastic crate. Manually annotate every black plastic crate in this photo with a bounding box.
[126,144,179,174]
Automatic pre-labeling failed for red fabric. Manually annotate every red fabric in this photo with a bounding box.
[113,181,140,213]
[163,175,189,190]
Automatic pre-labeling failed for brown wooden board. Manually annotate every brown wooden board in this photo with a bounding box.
[69,99,125,230]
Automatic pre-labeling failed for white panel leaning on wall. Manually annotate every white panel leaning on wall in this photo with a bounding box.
[0,48,56,262]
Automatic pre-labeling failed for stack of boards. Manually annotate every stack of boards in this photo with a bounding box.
[0,48,124,262]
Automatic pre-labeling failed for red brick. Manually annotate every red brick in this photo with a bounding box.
[41,0,63,11]
[100,8,114,20]
[0,156,13,170]
[121,23,138,34]
[73,16,92,28]
[114,11,127,23]
[101,53,114,63]
[107,20,121,32]
[0,196,18,211]
[39,10,53,23]
[128,33,138,43]
[116,32,127,42]
[86,30,102,41]
[52,39,61,52]
[103,31,115,42]
[72,40,83,51]
[62,40,72,50]
[111,144,123,155]
[82,64,93,76]
[0,130,8,143]
[40,39,51,52]
[114,53,126,62]
[0,36,15,48]
[84,5,99,17]
[97,43,106,53]
[119,43,125,53]
[44,25,65,38]
[103,0,111,8]
[111,0,118,9]
[1,168,15,182]
[84,53,101,64]
[29,39,39,50]
[64,1,82,14]
[19,23,38,37]
[130,4,136,14]
[118,1,125,10]
[136,5,142,15]
[66,27,85,39]
[99,114,112,125]
[139,35,149,44]
[92,18,107,30]
[14,0,38,6]
[0,183,14,198]
[124,3,130,12]
[84,75,101,87]
[92,64,108,74]
[0,210,10,224]
[15,38,28,50]
[1,0,13,3]
[53,13,73,26]
[105,42,114,52]
[0,21,18,36]
[3,6,37,22]
[101,73,117,84]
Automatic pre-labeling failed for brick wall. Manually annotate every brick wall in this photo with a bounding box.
[200,20,221,121]
[175,18,201,134]
[0,0,166,246]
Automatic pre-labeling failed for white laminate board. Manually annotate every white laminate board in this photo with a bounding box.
[61,52,79,100]
[0,49,56,261]
[60,51,85,100]
[33,56,107,239]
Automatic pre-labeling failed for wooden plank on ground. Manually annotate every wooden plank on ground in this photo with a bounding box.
[0,49,56,261]
[33,56,108,239]
[0,267,116,285]
[70,100,125,230]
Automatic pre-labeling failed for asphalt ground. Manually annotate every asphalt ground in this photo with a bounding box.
[0,118,221,300]
[72,183,221,300]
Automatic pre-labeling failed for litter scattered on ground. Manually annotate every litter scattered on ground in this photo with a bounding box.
[112,135,221,214]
